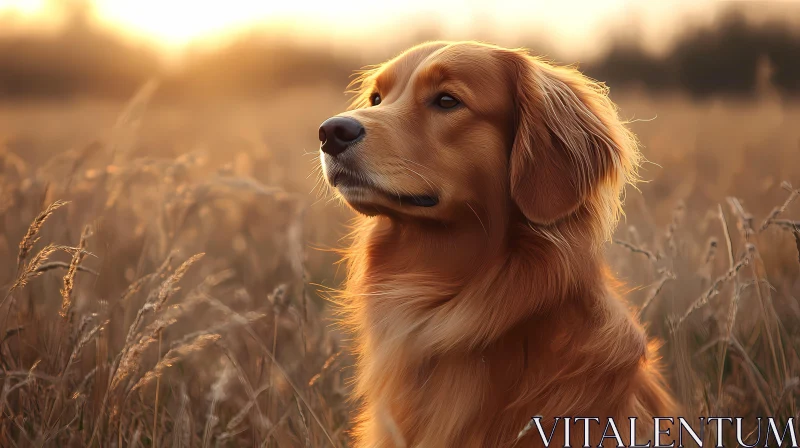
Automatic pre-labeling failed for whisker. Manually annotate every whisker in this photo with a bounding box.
[397,155,432,172]
[395,156,440,193]
[403,166,436,193]
[467,203,489,237]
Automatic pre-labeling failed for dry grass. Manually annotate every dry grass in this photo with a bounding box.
[0,83,798,447]
[0,86,352,447]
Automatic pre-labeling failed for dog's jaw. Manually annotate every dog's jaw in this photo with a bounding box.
[321,152,440,213]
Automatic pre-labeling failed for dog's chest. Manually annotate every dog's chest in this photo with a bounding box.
[365,350,537,446]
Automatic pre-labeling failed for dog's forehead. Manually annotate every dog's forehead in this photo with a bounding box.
[381,42,505,88]
[376,42,448,87]
[425,43,501,68]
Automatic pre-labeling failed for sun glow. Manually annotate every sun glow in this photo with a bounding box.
[1,0,46,14]
[0,0,726,54]
[92,0,469,48]
[90,1,305,46]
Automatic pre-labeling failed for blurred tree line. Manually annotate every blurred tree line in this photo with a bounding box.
[0,3,798,101]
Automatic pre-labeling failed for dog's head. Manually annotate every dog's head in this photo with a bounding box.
[319,41,639,243]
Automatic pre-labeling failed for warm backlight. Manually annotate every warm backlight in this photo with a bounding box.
[1,0,727,53]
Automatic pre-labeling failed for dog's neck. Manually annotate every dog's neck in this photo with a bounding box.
[353,214,507,282]
[351,204,602,283]
[341,207,607,356]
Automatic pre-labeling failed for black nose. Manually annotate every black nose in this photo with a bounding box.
[318,117,365,157]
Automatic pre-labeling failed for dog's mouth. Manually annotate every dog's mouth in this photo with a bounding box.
[331,171,439,208]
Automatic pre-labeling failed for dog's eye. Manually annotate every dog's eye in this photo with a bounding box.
[435,94,460,109]
[370,93,381,106]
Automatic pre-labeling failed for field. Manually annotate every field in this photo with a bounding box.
[0,81,799,447]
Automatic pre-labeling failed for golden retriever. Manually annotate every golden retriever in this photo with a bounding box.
[317,41,676,448]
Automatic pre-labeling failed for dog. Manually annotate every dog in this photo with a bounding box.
[317,41,676,448]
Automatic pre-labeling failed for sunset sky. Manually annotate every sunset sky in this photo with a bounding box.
[0,0,793,56]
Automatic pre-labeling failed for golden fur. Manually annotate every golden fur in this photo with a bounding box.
[319,41,676,447]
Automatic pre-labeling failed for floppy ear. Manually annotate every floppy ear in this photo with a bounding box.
[505,51,637,226]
